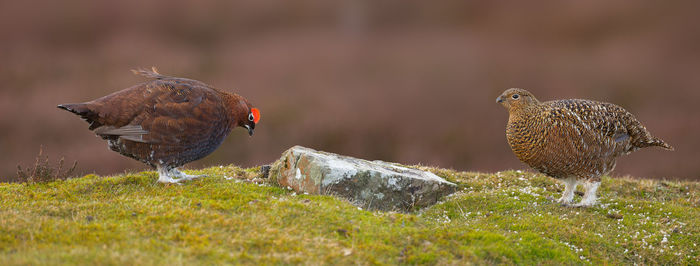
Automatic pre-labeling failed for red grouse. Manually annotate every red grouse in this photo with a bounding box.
[58,68,260,183]
[497,88,672,207]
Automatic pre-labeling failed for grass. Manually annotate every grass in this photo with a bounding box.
[0,165,698,265]
[15,146,77,184]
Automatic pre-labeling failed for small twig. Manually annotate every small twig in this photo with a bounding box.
[16,145,78,183]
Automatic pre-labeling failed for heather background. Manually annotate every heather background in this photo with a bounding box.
[1,1,698,182]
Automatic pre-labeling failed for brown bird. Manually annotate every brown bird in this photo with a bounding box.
[497,88,672,207]
[58,67,260,183]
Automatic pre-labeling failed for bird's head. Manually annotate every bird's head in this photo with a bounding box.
[230,96,260,136]
[241,106,260,136]
[497,88,539,112]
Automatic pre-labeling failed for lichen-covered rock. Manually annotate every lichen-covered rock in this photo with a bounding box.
[269,146,457,212]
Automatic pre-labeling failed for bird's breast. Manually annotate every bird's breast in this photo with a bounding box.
[506,118,545,164]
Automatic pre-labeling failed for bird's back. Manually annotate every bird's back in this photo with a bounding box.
[546,99,672,152]
[506,98,672,180]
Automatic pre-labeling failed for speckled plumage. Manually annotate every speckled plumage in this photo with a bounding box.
[58,68,260,183]
[497,88,672,206]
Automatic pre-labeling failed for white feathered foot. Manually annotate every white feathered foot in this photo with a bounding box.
[156,165,206,184]
[573,181,600,207]
[557,177,578,206]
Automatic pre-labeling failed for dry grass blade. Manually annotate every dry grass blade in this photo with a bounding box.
[16,145,78,184]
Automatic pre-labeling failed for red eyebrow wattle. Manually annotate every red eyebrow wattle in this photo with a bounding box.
[251,108,260,124]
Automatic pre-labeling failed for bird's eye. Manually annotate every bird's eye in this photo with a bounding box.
[512,94,520,100]
[248,113,255,122]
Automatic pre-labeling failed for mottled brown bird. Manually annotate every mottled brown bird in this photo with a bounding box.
[58,67,260,183]
[497,88,672,207]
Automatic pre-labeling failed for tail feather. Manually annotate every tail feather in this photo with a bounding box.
[626,119,674,151]
[652,138,674,151]
[57,103,102,130]
[57,103,86,114]
[634,135,674,151]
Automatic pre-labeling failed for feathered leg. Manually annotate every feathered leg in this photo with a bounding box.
[156,165,179,183]
[574,181,600,207]
[169,168,205,181]
[557,177,578,205]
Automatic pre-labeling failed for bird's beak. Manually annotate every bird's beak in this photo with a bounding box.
[244,125,254,136]
[496,95,504,103]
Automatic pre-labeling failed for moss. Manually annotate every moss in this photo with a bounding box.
[0,166,698,264]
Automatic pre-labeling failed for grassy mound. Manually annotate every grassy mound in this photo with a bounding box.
[1,165,698,264]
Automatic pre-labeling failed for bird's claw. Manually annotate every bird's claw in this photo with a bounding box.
[157,178,183,185]
[171,170,206,181]
[156,167,206,184]
[556,198,573,206]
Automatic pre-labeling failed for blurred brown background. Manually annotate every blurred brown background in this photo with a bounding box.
[1,0,698,182]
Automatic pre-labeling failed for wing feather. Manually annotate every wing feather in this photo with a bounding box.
[80,77,229,145]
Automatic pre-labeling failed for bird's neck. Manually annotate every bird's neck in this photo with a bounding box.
[220,92,248,128]
[508,104,539,122]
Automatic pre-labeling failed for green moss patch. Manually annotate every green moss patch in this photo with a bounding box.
[1,166,697,264]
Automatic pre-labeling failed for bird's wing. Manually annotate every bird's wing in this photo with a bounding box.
[94,125,149,142]
[547,100,630,157]
[87,78,230,144]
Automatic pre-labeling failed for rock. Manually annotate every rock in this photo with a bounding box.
[269,146,457,212]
